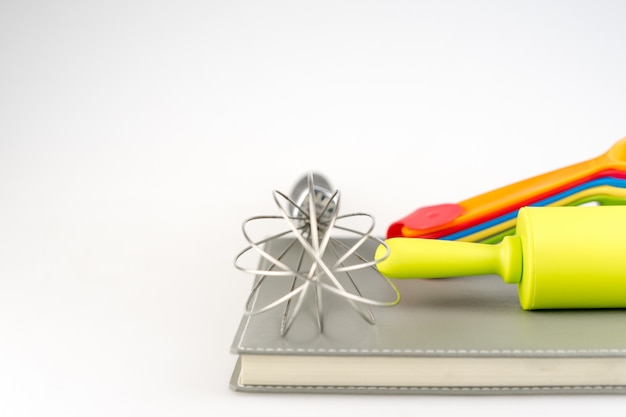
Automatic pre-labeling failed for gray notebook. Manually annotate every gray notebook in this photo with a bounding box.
[230,238,626,394]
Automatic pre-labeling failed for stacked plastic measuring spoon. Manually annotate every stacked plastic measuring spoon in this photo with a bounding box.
[387,137,626,243]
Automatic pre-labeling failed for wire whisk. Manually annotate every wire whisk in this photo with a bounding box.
[234,173,400,336]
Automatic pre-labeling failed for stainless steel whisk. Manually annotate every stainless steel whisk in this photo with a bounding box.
[234,173,400,336]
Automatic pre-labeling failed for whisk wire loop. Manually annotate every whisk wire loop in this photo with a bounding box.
[234,173,400,335]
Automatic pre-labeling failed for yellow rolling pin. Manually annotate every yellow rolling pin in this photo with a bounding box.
[376,206,626,309]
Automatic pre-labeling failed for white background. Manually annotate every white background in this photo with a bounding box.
[2,1,626,415]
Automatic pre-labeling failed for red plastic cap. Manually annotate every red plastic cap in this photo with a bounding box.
[386,203,465,238]
[405,203,463,230]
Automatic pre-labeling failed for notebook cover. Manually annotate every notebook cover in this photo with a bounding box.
[230,238,626,394]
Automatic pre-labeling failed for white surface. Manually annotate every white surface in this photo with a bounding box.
[2,1,626,415]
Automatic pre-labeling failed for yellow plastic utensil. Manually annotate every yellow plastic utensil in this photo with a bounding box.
[377,206,626,310]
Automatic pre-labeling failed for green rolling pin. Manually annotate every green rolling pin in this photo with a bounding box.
[375,206,626,309]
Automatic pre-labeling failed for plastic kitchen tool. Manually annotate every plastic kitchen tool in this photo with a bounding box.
[377,206,626,309]
[442,177,626,242]
[459,185,626,243]
[388,138,626,239]
[466,186,626,243]
[477,192,626,244]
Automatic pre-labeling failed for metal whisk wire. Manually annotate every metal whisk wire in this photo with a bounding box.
[234,173,400,335]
